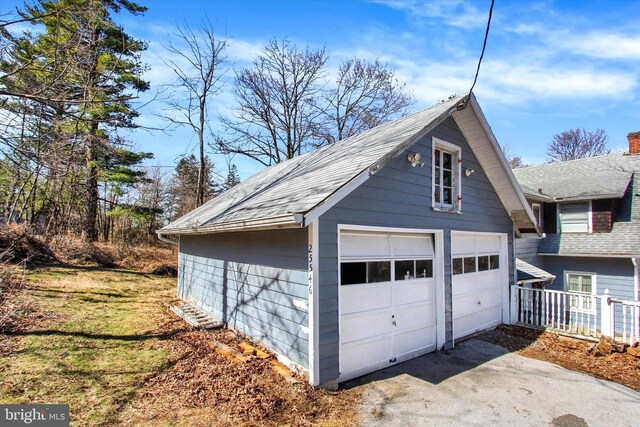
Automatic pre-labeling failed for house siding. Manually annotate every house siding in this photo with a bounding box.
[317,117,514,384]
[542,256,635,300]
[178,229,309,368]
[542,256,636,332]
[515,237,541,266]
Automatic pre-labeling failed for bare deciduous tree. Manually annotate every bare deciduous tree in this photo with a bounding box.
[500,144,529,169]
[218,38,327,166]
[324,58,414,141]
[547,128,609,162]
[163,21,226,207]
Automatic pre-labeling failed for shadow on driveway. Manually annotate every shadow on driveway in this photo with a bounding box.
[342,338,640,427]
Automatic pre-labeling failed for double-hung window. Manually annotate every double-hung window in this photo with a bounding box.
[432,138,461,211]
[565,271,596,312]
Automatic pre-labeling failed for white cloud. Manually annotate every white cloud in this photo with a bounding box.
[558,32,640,60]
[372,0,488,29]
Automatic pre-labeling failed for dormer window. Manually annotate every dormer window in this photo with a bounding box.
[432,138,461,211]
[558,202,591,233]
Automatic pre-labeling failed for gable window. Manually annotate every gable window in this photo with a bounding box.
[565,271,596,312]
[558,202,591,233]
[432,138,461,211]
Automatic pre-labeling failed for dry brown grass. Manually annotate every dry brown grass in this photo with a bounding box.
[0,224,177,276]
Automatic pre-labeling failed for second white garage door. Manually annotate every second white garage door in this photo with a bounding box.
[452,233,507,340]
[339,230,439,382]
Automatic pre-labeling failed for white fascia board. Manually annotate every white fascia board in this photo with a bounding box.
[303,168,370,225]
[453,94,540,236]
[158,214,300,235]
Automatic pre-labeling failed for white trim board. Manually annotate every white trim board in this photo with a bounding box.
[303,169,370,225]
[307,220,320,386]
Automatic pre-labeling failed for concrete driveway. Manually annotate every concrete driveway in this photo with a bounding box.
[345,339,640,426]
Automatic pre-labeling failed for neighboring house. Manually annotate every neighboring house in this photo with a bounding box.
[513,134,640,308]
[158,93,537,388]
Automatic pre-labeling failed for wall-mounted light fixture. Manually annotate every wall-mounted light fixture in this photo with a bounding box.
[407,152,425,167]
[465,168,475,177]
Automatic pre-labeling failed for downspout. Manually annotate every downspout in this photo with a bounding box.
[633,257,639,301]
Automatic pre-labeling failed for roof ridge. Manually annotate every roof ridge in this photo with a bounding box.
[515,151,629,171]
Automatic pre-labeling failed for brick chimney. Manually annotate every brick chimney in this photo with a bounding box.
[629,132,640,154]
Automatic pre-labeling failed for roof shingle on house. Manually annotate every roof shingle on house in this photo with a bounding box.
[513,153,640,201]
[516,258,555,284]
[514,154,640,257]
[160,93,536,235]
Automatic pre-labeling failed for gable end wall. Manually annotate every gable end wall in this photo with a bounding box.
[317,116,514,384]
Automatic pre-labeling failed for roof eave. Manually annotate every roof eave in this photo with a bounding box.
[454,93,541,236]
[157,213,302,236]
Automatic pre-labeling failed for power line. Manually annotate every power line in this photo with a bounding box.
[468,0,495,97]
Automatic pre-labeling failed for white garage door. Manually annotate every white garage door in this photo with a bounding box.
[339,230,438,382]
[452,233,506,340]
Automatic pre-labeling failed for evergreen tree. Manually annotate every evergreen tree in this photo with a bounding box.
[6,0,150,241]
[223,164,241,191]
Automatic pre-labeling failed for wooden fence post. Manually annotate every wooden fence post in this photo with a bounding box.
[600,289,613,338]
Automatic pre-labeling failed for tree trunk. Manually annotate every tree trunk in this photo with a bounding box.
[82,131,99,242]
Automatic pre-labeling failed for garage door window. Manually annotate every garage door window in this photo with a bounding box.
[340,261,391,285]
[453,254,499,275]
[394,259,433,280]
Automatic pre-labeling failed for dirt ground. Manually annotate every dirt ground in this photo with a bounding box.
[478,325,640,392]
[115,319,361,427]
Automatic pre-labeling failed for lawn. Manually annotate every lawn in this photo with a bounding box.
[0,267,176,425]
[0,266,359,426]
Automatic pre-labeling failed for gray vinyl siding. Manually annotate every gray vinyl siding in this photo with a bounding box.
[515,237,541,265]
[542,256,635,333]
[542,256,635,300]
[178,229,309,367]
[317,117,514,384]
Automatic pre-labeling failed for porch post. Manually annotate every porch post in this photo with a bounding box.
[600,289,613,338]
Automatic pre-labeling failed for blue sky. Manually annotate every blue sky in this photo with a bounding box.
[5,0,640,179]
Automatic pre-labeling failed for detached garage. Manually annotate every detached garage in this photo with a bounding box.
[159,93,538,388]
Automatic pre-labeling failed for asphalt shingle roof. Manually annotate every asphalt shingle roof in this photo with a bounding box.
[161,95,466,233]
[515,155,640,257]
[516,258,555,283]
[513,153,640,201]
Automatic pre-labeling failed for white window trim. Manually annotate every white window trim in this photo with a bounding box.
[531,203,542,229]
[432,137,462,212]
[564,270,597,313]
[557,201,593,234]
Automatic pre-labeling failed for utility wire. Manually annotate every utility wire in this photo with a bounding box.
[468,0,495,98]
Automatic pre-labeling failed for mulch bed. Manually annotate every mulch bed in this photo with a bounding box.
[117,313,360,426]
[479,325,640,392]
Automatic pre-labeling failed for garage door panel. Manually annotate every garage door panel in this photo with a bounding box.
[453,314,477,339]
[476,305,502,330]
[394,280,435,306]
[394,326,437,358]
[394,302,435,331]
[341,337,392,379]
[339,230,439,382]
[341,311,392,344]
[341,284,392,315]
[453,293,477,318]
[452,233,505,341]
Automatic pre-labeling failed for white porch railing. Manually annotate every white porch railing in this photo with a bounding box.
[510,286,640,345]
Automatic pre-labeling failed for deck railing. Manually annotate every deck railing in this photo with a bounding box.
[511,286,640,345]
